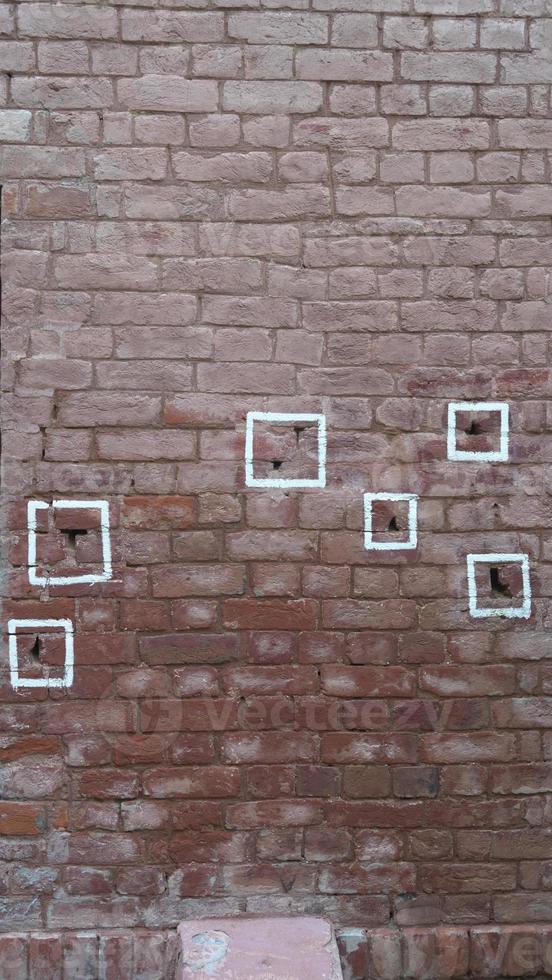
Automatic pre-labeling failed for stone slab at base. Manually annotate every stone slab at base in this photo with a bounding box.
[176,916,344,980]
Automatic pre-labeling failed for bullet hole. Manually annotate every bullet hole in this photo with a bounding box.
[281,872,296,893]
[30,636,41,662]
[388,516,400,532]
[271,460,283,470]
[465,419,482,436]
[490,566,512,598]
[63,528,88,550]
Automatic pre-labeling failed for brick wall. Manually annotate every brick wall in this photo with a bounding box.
[2,0,552,953]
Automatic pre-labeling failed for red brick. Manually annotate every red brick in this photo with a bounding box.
[321,665,415,697]
[0,735,60,762]
[226,800,323,829]
[319,862,416,894]
[402,927,469,979]
[74,769,141,799]
[470,926,542,977]
[246,765,295,799]
[420,733,517,764]
[29,935,62,979]
[168,734,216,766]
[142,766,240,799]
[490,763,552,795]
[367,930,402,980]
[122,495,195,529]
[42,703,133,734]
[151,564,245,597]
[140,698,238,732]
[343,766,392,799]
[168,830,249,863]
[222,732,317,764]
[0,936,28,978]
[223,665,318,696]
[419,665,516,697]
[223,598,318,630]
[321,599,417,629]
[419,862,516,894]
[139,632,239,665]
[0,802,45,836]
[322,734,418,765]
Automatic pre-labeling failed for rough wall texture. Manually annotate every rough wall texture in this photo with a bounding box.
[2,0,552,953]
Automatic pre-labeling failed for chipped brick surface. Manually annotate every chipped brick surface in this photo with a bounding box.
[1,0,552,960]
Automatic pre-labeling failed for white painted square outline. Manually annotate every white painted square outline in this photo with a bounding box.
[245,412,327,489]
[447,401,509,462]
[466,552,531,619]
[363,492,418,551]
[8,618,74,690]
[27,499,112,586]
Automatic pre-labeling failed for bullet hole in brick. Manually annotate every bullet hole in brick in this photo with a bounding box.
[388,516,400,532]
[30,636,41,662]
[465,419,482,436]
[271,460,283,470]
[490,566,512,598]
[64,528,88,550]
[282,874,296,893]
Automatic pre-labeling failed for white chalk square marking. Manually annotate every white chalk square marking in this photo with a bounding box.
[447,401,509,462]
[8,618,74,690]
[363,492,418,551]
[27,499,112,586]
[466,553,531,619]
[245,412,326,489]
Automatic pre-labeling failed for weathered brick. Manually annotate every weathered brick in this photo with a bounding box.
[122,11,224,43]
[151,564,245,598]
[143,767,240,799]
[296,50,393,81]
[228,13,328,45]
[401,52,496,83]
[172,151,272,183]
[224,81,323,113]
[3,0,551,943]
[19,4,117,39]
[117,76,218,112]
[0,109,32,142]
[13,76,113,110]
